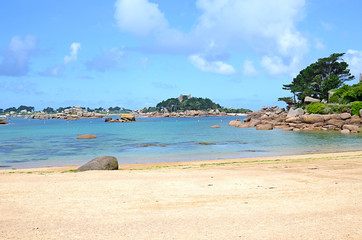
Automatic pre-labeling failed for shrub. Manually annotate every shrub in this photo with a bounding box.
[351,101,362,116]
[307,102,326,114]
[324,103,351,114]
[329,82,362,104]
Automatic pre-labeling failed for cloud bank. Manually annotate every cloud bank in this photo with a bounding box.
[114,0,308,75]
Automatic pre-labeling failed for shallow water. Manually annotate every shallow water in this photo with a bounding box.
[0,116,361,169]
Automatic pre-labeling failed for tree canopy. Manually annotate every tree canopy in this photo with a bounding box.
[280,53,354,105]
[156,97,222,112]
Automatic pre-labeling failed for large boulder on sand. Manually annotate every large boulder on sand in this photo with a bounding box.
[77,134,97,139]
[78,156,119,171]
[0,119,9,125]
[287,108,304,118]
[256,124,273,130]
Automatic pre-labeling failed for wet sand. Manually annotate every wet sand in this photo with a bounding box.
[1,151,361,239]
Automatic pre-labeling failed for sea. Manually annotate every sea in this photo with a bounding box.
[0,116,361,169]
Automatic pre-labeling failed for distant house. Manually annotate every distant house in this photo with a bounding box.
[178,94,192,102]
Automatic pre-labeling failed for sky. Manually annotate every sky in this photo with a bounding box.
[1,0,362,111]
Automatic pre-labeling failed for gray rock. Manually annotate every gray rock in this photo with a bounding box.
[360,109,362,117]
[304,96,320,104]
[340,113,351,120]
[287,108,304,118]
[343,125,359,133]
[78,156,119,171]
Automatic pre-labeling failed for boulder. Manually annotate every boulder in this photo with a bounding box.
[285,116,301,123]
[0,119,9,125]
[236,123,251,128]
[340,113,351,120]
[360,109,362,117]
[249,119,262,127]
[104,117,112,122]
[229,120,240,126]
[343,125,359,133]
[77,134,97,139]
[345,116,361,125]
[287,108,304,118]
[301,114,325,123]
[256,124,273,130]
[77,156,119,171]
[210,125,220,128]
[326,119,344,128]
[120,114,135,122]
[304,96,320,104]
[340,129,350,134]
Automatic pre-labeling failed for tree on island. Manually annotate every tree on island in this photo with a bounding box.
[43,107,55,113]
[279,53,354,105]
[156,97,221,112]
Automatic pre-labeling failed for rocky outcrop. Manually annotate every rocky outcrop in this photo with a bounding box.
[77,156,119,171]
[105,114,136,123]
[210,125,220,128]
[229,106,361,133]
[29,112,105,120]
[76,134,97,139]
[0,119,9,125]
[132,109,229,118]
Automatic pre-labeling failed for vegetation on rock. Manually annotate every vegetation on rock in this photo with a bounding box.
[329,82,362,104]
[279,53,354,105]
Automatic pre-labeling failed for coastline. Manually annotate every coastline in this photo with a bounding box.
[1,150,361,240]
[1,150,361,173]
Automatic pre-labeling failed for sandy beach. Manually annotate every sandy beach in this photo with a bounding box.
[1,151,361,240]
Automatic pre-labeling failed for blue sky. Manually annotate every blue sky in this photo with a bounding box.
[1,0,361,111]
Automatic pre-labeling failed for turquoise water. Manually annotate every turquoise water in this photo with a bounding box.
[0,116,361,169]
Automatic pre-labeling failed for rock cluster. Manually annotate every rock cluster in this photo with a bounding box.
[229,106,361,134]
[132,109,228,118]
[105,114,136,123]
[30,112,104,120]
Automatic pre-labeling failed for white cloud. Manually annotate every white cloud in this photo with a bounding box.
[345,50,362,79]
[113,0,308,76]
[114,0,168,36]
[86,48,125,72]
[261,55,300,76]
[242,60,257,76]
[64,42,81,64]
[0,35,37,76]
[189,54,236,75]
[194,0,307,56]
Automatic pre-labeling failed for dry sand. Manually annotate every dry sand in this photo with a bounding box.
[1,151,362,240]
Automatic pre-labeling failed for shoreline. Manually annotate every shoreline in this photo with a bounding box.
[2,150,361,173]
